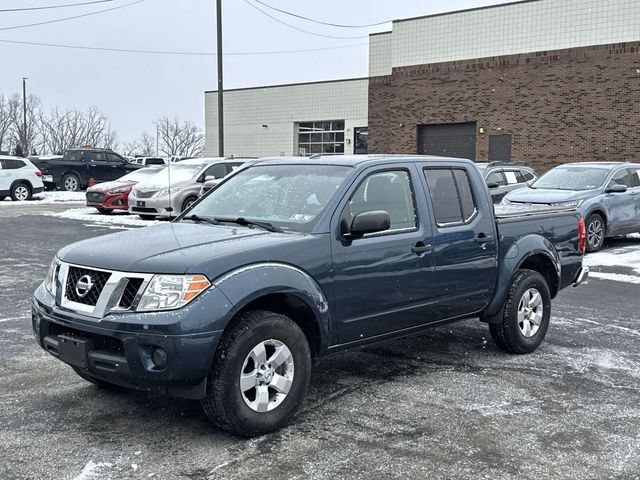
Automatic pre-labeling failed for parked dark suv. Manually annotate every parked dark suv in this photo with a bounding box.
[31,148,141,191]
[476,161,537,203]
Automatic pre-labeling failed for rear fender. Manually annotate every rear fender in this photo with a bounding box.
[481,234,560,322]
[210,263,331,352]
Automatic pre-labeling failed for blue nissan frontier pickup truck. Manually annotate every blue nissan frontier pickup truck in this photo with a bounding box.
[32,155,588,436]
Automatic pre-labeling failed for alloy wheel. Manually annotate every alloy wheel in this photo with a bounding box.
[587,219,603,249]
[14,185,29,201]
[64,177,78,191]
[517,287,543,338]
[240,339,294,413]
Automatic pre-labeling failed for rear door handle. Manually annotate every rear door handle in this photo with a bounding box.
[411,242,433,254]
[474,233,493,244]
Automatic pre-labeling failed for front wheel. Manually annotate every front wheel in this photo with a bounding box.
[181,195,198,213]
[201,310,311,437]
[489,269,551,354]
[585,213,605,252]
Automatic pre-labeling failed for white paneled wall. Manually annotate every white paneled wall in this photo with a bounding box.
[370,0,640,76]
[205,79,368,157]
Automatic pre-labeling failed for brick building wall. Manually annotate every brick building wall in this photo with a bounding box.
[368,42,640,173]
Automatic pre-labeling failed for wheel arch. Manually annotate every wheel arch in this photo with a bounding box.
[10,178,33,191]
[584,208,608,235]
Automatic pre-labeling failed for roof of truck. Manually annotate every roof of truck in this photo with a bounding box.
[255,154,476,167]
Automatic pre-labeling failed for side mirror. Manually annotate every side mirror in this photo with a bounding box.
[345,210,391,238]
[487,182,499,189]
[606,184,627,193]
[205,175,217,182]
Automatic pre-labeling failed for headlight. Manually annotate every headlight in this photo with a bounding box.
[551,200,583,208]
[155,187,181,197]
[136,274,210,312]
[44,257,60,296]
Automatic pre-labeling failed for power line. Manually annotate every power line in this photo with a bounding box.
[243,0,369,40]
[0,0,145,31]
[0,0,117,13]
[0,37,368,56]
[250,0,392,28]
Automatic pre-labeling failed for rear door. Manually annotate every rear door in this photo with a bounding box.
[629,167,640,229]
[87,151,112,183]
[332,165,436,344]
[421,163,498,319]
[604,168,636,233]
[0,160,9,192]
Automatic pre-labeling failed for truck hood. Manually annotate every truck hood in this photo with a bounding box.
[57,223,305,274]
[505,187,595,204]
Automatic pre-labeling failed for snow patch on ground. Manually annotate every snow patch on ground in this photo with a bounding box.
[51,207,162,227]
[589,271,640,284]
[585,246,640,275]
[0,191,84,205]
[72,461,114,480]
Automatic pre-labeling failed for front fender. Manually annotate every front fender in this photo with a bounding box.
[211,263,331,351]
[483,234,560,319]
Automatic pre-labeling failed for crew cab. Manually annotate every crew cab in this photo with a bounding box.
[31,148,141,191]
[32,155,588,437]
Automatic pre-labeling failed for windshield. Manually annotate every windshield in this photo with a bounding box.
[531,167,609,191]
[186,164,352,232]
[146,164,203,186]
[119,167,166,182]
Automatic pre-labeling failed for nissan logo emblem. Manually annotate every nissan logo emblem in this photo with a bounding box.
[75,275,94,298]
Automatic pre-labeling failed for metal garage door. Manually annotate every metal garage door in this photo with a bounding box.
[417,122,476,160]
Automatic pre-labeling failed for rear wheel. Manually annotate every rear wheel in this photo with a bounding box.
[489,269,551,354]
[10,183,31,201]
[201,310,311,437]
[585,213,605,252]
[62,174,80,192]
[96,207,114,214]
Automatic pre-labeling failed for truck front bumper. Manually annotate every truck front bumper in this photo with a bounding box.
[31,289,223,400]
[573,266,589,287]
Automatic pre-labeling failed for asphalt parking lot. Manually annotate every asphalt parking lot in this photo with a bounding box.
[1,199,639,480]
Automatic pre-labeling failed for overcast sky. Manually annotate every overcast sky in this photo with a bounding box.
[0,0,512,143]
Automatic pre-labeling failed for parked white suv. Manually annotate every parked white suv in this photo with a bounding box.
[0,156,45,201]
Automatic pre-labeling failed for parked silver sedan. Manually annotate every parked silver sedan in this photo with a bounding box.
[128,158,246,219]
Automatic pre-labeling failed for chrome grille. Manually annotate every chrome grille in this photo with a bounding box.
[135,190,157,199]
[86,192,106,203]
[65,267,111,306]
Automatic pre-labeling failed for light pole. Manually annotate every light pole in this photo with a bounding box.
[22,77,28,156]
[216,0,224,157]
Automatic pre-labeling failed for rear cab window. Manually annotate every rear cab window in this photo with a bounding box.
[63,150,85,162]
[424,168,478,227]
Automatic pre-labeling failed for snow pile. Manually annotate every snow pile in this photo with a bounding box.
[0,191,85,206]
[51,207,162,227]
[585,237,640,284]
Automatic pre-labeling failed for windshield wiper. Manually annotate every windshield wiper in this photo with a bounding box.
[214,217,283,233]
[182,214,220,226]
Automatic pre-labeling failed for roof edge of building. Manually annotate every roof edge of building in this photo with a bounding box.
[393,0,541,24]
[205,76,369,94]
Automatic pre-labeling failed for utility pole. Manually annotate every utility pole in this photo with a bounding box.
[22,77,28,156]
[216,0,224,156]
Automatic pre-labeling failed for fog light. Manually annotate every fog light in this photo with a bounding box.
[152,347,168,369]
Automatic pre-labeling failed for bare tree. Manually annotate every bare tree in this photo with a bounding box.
[38,106,113,154]
[121,139,141,156]
[8,93,42,155]
[155,117,204,157]
[0,95,13,153]
[139,132,156,156]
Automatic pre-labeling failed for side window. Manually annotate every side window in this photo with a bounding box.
[522,170,535,182]
[503,170,520,185]
[107,153,123,163]
[205,163,228,179]
[343,170,417,232]
[608,169,633,188]
[629,168,640,188]
[425,168,478,227]
[485,170,506,186]
[2,159,25,169]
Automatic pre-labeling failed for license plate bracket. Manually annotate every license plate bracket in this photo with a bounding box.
[57,334,92,368]
[137,200,146,207]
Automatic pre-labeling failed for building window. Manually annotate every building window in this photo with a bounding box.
[298,120,345,155]
[354,127,368,154]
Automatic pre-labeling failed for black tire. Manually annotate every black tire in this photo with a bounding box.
[585,213,605,252]
[96,207,114,214]
[139,214,156,220]
[61,173,80,192]
[72,367,121,390]
[181,195,198,213]
[10,182,31,201]
[489,269,551,354]
[201,310,312,437]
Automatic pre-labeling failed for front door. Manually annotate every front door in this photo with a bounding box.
[332,166,435,344]
[605,168,637,234]
[421,164,498,320]
[87,151,112,183]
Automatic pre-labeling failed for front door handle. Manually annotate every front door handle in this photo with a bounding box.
[411,242,433,255]
[474,233,493,244]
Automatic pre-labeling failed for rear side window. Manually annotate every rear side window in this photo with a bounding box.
[1,159,25,169]
[345,170,417,232]
[485,170,505,186]
[425,168,478,227]
[522,170,535,181]
[63,150,84,162]
[504,170,520,184]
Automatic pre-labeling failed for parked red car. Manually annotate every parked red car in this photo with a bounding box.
[86,166,165,214]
